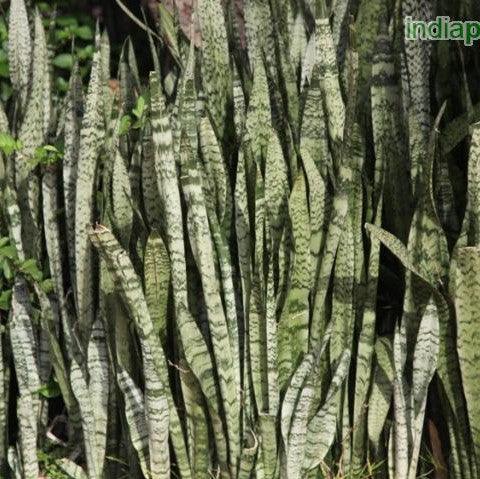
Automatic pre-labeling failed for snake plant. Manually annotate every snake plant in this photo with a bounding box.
[0,0,479,477]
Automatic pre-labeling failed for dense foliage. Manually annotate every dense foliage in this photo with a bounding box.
[1,0,480,478]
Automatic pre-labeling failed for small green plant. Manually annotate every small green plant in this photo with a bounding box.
[119,94,148,135]
[48,9,95,93]
[0,132,22,156]
[37,450,71,479]
[37,377,62,399]
[31,144,63,168]
[0,237,53,311]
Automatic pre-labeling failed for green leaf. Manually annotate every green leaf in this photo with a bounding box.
[19,258,43,281]
[55,28,74,42]
[0,59,9,78]
[132,95,146,119]
[119,115,132,136]
[0,132,21,156]
[36,2,51,13]
[55,76,69,93]
[56,16,79,27]
[77,45,94,61]
[0,244,18,260]
[31,144,63,168]
[0,289,11,310]
[40,278,54,294]
[0,82,12,103]
[2,260,13,281]
[37,379,61,399]
[53,53,74,70]
[73,25,94,40]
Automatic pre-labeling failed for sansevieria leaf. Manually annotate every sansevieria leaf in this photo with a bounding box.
[8,0,31,101]
[74,48,104,338]
[197,0,231,137]
[454,247,480,471]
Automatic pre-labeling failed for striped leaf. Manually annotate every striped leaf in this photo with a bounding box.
[144,231,170,343]
[454,247,480,470]
[89,226,173,478]
[150,71,223,477]
[117,369,150,477]
[87,319,110,474]
[70,358,100,478]
[281,354,315,479]
[367,337,394,451]
[278,172,311,385]
[315,17,345,149]
[10,280,40,479]
[111,149,133,248]
[16,10,48,259]
[304,349,351,470]
[179,134,240,473]
[58,459,88,479]
[197,0,231,136]
[408,298,439,479]
[74,48,104,337]
[245,57,271,165]
[8,0,31,100]
[63,62,84,290]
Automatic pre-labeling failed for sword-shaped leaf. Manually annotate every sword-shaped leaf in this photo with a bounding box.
[70,358,100,478]
[8,0,31,101]
[245,57,271,165]
[365,223,434,286]
[281,354,315,479]
[392,321,409,479]
[199,116,231,233]
[117,369,150,478]
[278,172,311,385]
[454,247,480,470]
[304,349,351,470]
[141,124,164,233]
[316,17,345,148]
[17,396,38,479]
[408,298,439,479]
[16,11,48,259]
[89,226,174,478]
[144,231,170,343]
[0,100,8,133]
[179,134,240,472]
[87,319,110,474]
[367,337,394,451]
[10,280,40,479]
[74,48,104,337]
[265,128,289,249]
[58,459,88,479]
[301,65,331,178]
[63,63,84,289]
[111,149,133,248]
[197,0,231,137]
[42,166,75,352]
